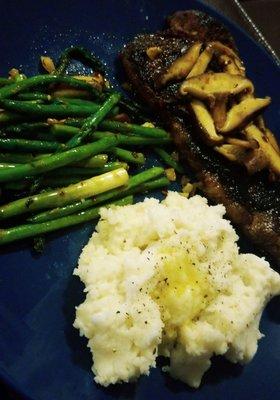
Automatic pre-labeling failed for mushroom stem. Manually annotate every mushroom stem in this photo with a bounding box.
[211,96,227,129]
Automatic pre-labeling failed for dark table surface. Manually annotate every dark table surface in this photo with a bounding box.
[1,0,279,399]
[241,0,280,55]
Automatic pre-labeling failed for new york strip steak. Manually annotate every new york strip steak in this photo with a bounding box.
[121,10,280,266]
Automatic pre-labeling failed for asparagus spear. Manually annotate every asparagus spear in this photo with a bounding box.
[28,167,164,222]
[50,120,169,139]
[0,111,24,124]
[0,152,35,163]
[4,176,84,191]
[91,131,171,146]
[0,162,18,168]
[110,147,145,165]
[0,77,12,87]
[55,98,101,107]
[55,46,105,75]
[0,99,101,118]
[71,154,108,168]
[5,122,49,135]
[99,120,169,138]
[0,152,108,167]
[0,75,104,100]
[0,167,128,220]
[154,147,184,173]
[48,162,128,177]
[4,159,120,190]
[17,93,51,101]
[0,138,63,152]
[48,124,79,139]
[29,177,170,223]
[0,136,119,182]
[60,118,85,127]
[0,196,133,245]
[66,93,121,148]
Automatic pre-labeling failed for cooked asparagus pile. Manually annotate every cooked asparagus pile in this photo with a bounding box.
[0,47,184,246]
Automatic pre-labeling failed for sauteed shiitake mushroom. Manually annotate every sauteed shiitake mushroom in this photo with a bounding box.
[159,39,280,177]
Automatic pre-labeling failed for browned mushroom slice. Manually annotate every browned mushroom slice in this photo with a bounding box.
[256,115,266,131]
[219,97,271,133]
[211,96,227,130]
[214,143,248,162]
[218,54,242,75]
[255,117,280,152]
[238,91,254,103]
[244,124,280,175]
[180,73,253,104]
[190,99,223,144]
[265,128,280,153]
[208,41,245,75]
[159,42,202,86]
[187,46,213,78]
[226,137,253,149]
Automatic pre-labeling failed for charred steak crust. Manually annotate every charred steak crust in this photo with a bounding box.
[167,10,236,49]
[121,10,280,265]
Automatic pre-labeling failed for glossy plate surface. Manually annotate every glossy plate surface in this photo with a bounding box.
[0,1,279,399]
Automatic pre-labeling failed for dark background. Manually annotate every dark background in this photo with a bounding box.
[241,0,279,54]
[0,0,279,399]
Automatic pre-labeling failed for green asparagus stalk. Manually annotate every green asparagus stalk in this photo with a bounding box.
[4,177,84,191]
[99,120,169,138]
[0,162,18,168]
[0,138,63,152]
[48,162,128,177]
[91,131,171,146]
[0,196,133,245]
[0,136,119,182]
[0,167,128,220]
[0,77,12,87]
[61,118,85,127]
[0,111,24,124]
[0,99,101,118]
[71,154,108,168]
[0,152,36,163]
[54,46,105,75]
[42,177,88,188]
[110,147,145,165]
[55,98,101,107]
[50,120,169,139]
[17,93,52,101]
[154,147,184,173]
[66,93,121,148]
[28,167,164,222]
[0,152,108,167]
[49,123,79,139]
[0,75,104,100]
[3,159,120,190]
[139,176,170,192]
[5,122,49,135]
[29,177,169,223]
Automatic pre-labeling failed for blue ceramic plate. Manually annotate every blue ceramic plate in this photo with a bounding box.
[0,1,279,399]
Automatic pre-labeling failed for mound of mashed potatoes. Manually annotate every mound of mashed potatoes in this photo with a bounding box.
[74,192,280,388]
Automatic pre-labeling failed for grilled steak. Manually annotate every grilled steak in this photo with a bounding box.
[121,10,280,266]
